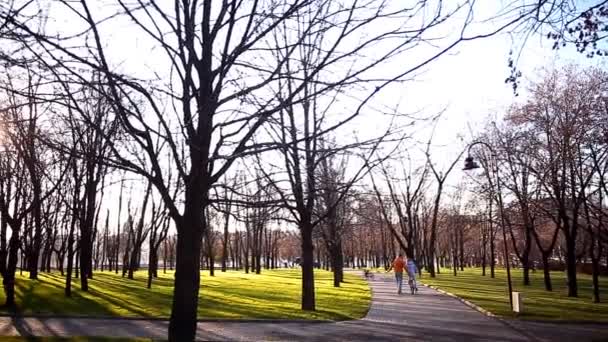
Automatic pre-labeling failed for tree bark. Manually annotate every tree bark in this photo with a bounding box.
[168,211,204,342]
[331,243,344,287]
[301,223,315,310]
[565,231,578,297]
[541,254,552,291]
[3,223,21,307]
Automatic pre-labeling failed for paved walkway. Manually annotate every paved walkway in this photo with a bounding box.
[0,273,605,341]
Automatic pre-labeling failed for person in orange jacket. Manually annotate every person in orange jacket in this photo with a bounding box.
[387,253,406,294]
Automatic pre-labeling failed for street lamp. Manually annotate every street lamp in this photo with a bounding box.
[463,141,514,310]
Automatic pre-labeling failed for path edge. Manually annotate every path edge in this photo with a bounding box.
[421,283,543,342]
[422,283,496,317]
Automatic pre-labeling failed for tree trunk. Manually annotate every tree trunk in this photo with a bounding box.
[147,251,156,289]
[459,228,464,272]
[522,263,530,286]
[565,235,578,297]
[75,248,80,279]
[221,214,229,273]
[128,244,140,279]
[592,256,600,303]
[80,177,97,290]
[28,187,42,280]
[57,252,65,276]
[65,245,75,297]
[208,248,215,277]
[541,254,552,291]
[331,243,344,287]
[163,239,168,274]
[301,222,315,311]
[481,225,487,276]
[428,183,443,278]
[168,206,204,342]
[3,224,21,307]
[490,231,496,278]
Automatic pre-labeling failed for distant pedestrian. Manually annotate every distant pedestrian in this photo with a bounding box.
[387,253,405,294]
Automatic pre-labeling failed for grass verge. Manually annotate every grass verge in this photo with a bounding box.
[421,267,608,321]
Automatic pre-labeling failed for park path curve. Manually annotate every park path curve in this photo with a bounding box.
[0,272,605,341]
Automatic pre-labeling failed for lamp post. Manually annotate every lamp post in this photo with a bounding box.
[463,141,514,310]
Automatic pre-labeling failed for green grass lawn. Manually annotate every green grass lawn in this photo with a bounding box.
[421,267,608,321]
[0,269,370,321]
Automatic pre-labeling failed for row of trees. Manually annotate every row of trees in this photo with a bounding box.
[362,65,608,305]
[0,0,606,341]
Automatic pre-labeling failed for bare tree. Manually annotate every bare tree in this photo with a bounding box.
[495,124,538,286]
[426,138,466,277]
[316,149,351,287]
[509,65,608,297]
[127,181,152,280]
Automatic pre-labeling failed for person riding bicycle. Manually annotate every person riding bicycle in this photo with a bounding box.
[406,253,418,294]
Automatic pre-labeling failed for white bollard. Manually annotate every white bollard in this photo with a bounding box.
[512,292,523,313]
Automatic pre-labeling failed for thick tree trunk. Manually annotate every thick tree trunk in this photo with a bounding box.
[244,248,249,274]
[565,236,578,297]
[522,263,530,286]
[517,222,533,286]
[79,180,96,290]
[301,222,315,311]
[28,187,42,280]
[541,254,552,291]
[168,205,204,341]
[65,247,75,297]
[0,226,6,276]
[255,248,261,275]
[65,217,77,297]
[128,244,140,279]
[3,225,21,307]
[148,251,156,289]
[331,244,344,287]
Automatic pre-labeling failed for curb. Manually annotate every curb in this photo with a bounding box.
[422,283,496,317]
[360,271,374,319]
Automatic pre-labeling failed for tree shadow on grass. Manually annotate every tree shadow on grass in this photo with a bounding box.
[3,270,368,321]
[201,284,362,320]
[12,277,116,317]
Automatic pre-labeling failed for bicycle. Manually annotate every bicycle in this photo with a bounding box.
[408,278,417,295]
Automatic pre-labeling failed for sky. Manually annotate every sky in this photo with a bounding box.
[413,26,601,192]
